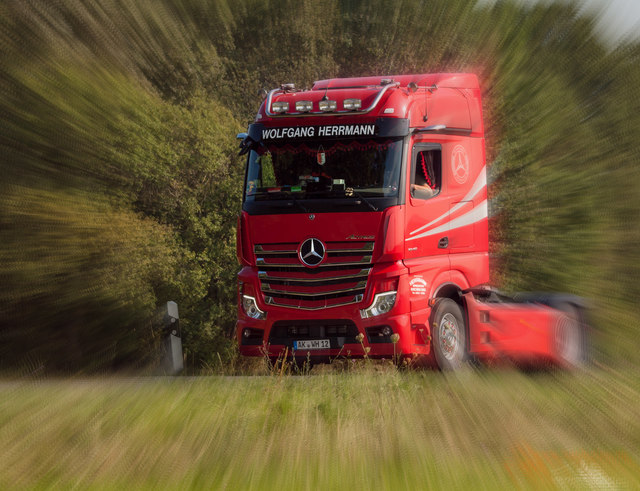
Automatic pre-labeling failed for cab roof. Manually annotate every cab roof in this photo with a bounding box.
[312,73,479,90]
[257,73,483,136]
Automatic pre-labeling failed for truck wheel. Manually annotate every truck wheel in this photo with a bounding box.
[553,303,588,369]
[431,298,467,371]
[513,293,590,369]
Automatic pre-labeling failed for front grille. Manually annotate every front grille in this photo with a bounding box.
[255,241,374,310]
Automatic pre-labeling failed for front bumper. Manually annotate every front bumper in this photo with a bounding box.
[237,310,428,361]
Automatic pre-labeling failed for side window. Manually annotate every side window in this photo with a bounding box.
[411,148,441,200]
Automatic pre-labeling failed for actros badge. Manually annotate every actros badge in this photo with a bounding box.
[299,238,325,267]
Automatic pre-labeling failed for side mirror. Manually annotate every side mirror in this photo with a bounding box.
[238,134,255,156]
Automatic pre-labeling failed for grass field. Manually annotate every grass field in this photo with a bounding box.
[1,364,639,489]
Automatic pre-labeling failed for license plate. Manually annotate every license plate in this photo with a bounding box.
[294,339,330,350]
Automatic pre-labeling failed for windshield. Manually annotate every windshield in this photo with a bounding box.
[244,137,403,202]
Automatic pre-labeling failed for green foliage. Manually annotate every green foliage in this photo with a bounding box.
[1,0,640,370]
[110,91,243,362]
[0,9,243,370]
[0,189,182,371]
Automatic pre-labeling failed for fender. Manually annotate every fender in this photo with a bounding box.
[431,271,471,299]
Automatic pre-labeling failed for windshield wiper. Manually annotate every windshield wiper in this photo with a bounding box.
[286,194,309,213]
[348,191,379,212]
[264,192,309,213]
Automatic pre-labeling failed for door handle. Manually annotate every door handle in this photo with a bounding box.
[438,236,449,249]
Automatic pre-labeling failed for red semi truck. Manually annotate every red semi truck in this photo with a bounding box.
[236,73,588,369]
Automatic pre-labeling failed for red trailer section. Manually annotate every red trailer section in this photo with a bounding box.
[236,74,587,369]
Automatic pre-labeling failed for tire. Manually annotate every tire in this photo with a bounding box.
[430,298,467,371]
[552,302,588,369]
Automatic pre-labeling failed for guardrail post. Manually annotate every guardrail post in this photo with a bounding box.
[162,301,183,374]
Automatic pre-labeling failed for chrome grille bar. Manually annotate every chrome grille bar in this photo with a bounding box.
[264,295,364,311]
[261,283,367,298]
[256,256,372,268]
[258,269,371,284]
[254,245,297,256]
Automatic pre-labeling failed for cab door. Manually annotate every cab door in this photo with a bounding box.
[404,142,450,261]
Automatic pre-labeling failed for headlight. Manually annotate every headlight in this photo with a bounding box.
[242,295,267,320]
[360,291,397,319]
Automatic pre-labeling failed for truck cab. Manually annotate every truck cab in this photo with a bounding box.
[236,73,493,367]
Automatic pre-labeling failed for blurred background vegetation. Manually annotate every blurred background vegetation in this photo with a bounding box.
[1,0,639,372]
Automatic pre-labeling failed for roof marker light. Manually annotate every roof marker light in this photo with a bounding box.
[272,101,289,113]
[343,99,362,110]
[319,100,337,112]
[295,100,313,112]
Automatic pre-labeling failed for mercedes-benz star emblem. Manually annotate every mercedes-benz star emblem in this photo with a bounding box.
[299,238,325,267]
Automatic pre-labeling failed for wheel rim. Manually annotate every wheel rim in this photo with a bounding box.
[439,313,459,360]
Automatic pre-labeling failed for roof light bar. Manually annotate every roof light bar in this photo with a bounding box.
[264,81,400,117]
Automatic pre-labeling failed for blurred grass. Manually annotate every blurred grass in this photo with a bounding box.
[1,367,638,489]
